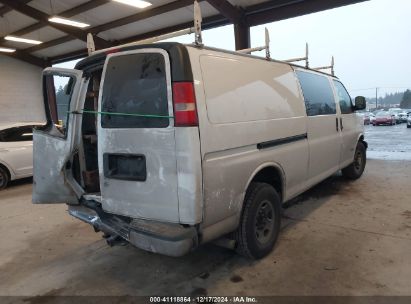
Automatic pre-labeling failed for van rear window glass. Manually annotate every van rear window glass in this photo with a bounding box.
[296,71,336,116]
[101,53,169,128]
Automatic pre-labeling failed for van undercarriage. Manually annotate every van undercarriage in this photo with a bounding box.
[69,199,198,257]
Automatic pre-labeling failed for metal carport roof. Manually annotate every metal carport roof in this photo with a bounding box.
[0,0,367,67]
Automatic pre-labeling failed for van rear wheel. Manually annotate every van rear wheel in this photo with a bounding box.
[234,182,281,259]
[342,141,366,180]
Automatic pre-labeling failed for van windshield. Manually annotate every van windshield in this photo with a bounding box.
[101,53,169,128]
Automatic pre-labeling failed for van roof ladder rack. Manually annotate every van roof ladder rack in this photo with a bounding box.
[313,56,335,76]
[91,27,196,55]
[90,0,334,76]
[194,0,203,46]
[90,0,201,55]
[237,28,271,59]
[283,43,309,68]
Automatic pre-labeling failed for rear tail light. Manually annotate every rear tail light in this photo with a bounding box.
[172,82,198,127]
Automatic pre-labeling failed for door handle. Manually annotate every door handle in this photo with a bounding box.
[336,117,339,131]
[340,117,343,130]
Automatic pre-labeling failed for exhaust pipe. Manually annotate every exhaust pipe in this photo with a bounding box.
[106,234,128,247]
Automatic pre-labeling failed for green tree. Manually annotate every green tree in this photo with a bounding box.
[400,89,411,108]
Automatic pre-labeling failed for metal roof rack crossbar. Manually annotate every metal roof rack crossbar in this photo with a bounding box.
[313,56,335,76]
[237,28,271,59]
[283,43,309,68]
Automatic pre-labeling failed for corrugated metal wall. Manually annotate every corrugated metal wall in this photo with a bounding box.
[0,55,46,123]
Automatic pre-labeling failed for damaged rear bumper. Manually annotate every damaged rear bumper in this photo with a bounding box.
[68,205,198,257]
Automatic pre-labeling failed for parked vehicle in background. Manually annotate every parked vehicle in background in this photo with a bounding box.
[362,113,371,125]
[388,108,403,124]
[373,111,395,126]
[369,113,376,124]
[32,42,368,259]
[398,111,408,123]
[0,123,41,190]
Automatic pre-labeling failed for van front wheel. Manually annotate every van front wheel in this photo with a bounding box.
[234,182,281,259]
[342,142,366,180]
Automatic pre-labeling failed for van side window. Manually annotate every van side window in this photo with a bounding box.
[296,71,336,116]
[333,80,353,114]
[101,53,169,129]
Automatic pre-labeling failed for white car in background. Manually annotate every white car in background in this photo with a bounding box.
[398,111,408,123]
[388,108,402,124]
[0,123,42,190]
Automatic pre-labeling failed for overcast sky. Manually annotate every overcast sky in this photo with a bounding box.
[57,0,410,98]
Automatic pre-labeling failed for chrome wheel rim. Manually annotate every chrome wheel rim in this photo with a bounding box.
[254,200,274,245]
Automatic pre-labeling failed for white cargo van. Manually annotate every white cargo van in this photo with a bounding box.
[33,42,367,259]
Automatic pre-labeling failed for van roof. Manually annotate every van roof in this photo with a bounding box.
[195,44,338,78]
[75,42,194,82]
[76,42,338,79]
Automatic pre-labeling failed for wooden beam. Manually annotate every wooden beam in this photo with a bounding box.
[0,0,31,16]
[2,0,110,37]
[24,36,74,54]
[205,1,248,51]
[206,0,243,24]
[92,0,198,34]
[58,0,111,18]
[23,0,199,54]
[50,49,88,65]
[49,14,229,64]
[117,14,228,44]
[1,50,47,67]
[0,0,111,49]
[234,23,250,50]
[44,0,368,64]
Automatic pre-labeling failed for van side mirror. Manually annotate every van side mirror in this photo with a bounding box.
[354,96,366,111]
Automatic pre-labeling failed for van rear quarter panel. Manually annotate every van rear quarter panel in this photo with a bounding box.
[187,47,309,228]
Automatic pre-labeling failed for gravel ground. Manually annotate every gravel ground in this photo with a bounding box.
[365,123,411,160]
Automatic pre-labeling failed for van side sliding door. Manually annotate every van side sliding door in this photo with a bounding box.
[295,70,342,185]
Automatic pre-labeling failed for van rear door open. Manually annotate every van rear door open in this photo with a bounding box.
[33,68,87,204]
[97,49,180,222]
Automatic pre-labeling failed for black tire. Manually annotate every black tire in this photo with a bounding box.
[342,142,366,180]
[234,182,281,259]
[0,166,9,190]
